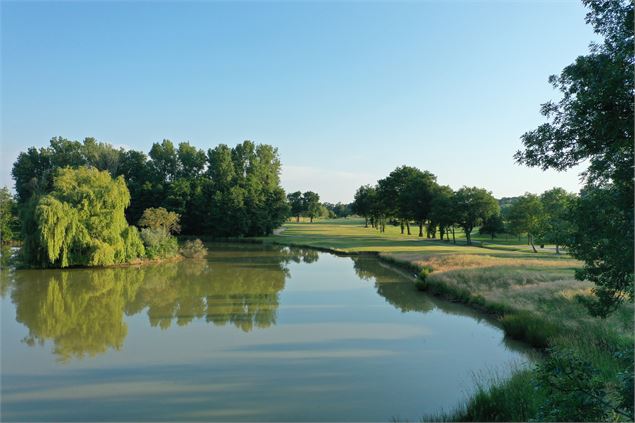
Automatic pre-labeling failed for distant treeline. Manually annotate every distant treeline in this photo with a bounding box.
[11,137,289,238]
[285,191,352,222]
[352,165,577,252]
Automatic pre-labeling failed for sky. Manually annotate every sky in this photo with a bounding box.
[1,0,595,203]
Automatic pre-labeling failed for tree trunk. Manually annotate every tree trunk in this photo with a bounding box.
[310,216,313,223]
[418,221,423,237]
[452,227,456,244]
[406,221,411,235]
[364,217,368,228]
[555,244,560,254]
[529,233,537,253]
[466,230,471,245]
[296,215,300,223]
[400,220,404,234]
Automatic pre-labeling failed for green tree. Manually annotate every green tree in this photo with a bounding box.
[430,185,455,242]
[540,188,576,254]
[287,191,304,222]
[514,0,633,314]
[138,207,181,234]
[570,185,634,316]
[176,142,206,179]
[479,213,505,240]
[302,191,320,223]
[149,139,178,182]
[82,137,123,176]
[452,187,499,245]
[507,193,544,253]
[402,169,438,237]
[0,188,19,243]
[352,185,376,227]
[30,167,144,267]
[377,166,422,234]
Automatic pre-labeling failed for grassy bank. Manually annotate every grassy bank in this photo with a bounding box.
[265,218,634,421]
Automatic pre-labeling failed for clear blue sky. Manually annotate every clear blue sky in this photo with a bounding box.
[1,1,594,203]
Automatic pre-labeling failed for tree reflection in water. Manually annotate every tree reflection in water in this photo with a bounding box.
[6,245,462,362]
[6,245,321,361]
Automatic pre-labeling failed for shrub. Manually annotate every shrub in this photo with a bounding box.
[534,347,633,421]
[140,228,178,259]
[180,239,208,259]
[414,265,433,291]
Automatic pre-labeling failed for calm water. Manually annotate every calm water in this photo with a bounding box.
[1,243,531,421]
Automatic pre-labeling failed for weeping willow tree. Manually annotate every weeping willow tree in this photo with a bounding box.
[30,167,145,267]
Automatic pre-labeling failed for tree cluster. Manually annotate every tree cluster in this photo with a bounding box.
[352,166,499,245]
[12,138,289,241]
[286,191,321,222]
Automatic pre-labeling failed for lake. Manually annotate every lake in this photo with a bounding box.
[1,243,532,421]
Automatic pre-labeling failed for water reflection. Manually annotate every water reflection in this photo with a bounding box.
[5,244,522,363]
[352,257,434,313]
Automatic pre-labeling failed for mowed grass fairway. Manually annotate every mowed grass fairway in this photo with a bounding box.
[269,218,633,342]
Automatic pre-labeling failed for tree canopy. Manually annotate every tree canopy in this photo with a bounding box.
[515,0,634,315]
[12,138,289,240]
[30,167,144,268]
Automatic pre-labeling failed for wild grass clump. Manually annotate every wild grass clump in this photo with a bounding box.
[500,311,560,349]
[425,369,541,422]
[180,239,208,259]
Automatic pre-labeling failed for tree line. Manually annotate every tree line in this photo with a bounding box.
[352,167,580,253]
[7,138,289,267]
[351,166,500,245]
[11,137,289,236]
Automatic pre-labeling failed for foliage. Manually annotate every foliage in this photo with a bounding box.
[452,187,499,245]
[535,347,633,421]
[180,239,208,259]
[138,207,181,234]
[540,187,576,253]
[479,213,505,240]
[287,191,304,221]
[12,138,289,238]
[302,191,321,222]
[30,167,143,267]
[507,193,544,252]
[0,187,20,243]
[572,185,634,316]
[140,228,178,260]
[352,185,377,227]
[323,202,352,218]
[515,0,634,314]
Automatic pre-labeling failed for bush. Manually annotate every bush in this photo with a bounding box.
[140,228,178,259]
[534,347,633,421]
[414,266,433,291]
[180,239,207,259]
